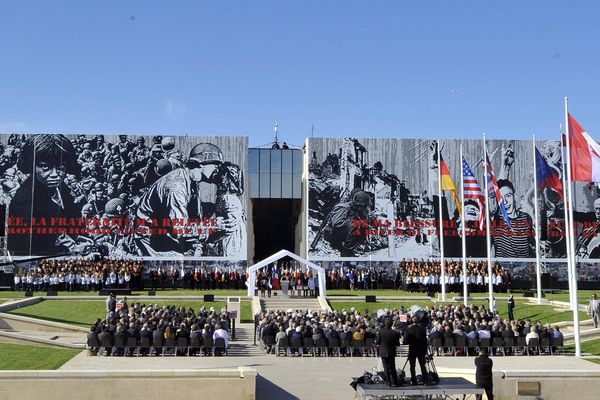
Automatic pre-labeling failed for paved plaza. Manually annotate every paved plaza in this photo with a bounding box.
[59,324,600,400]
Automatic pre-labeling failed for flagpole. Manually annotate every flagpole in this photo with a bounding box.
[533,134,542,305]
[437,140,446,302]
[483,133,494,311]
[560,122,575,310]
[460,144,468,307]
[564,97,581,357]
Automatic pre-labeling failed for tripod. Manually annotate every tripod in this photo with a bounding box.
[398,352,439,385]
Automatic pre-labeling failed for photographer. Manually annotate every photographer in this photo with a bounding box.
[403,316,429,385]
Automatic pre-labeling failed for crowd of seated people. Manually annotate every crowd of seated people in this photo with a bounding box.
[86,297,232,356]
[13,258,144,292]
[255,303,564,357]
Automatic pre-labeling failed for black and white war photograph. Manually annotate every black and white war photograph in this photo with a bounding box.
[307,137,437,260]
[0,133,248,261]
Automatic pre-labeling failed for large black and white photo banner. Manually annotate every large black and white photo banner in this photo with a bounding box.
[0,133,248,261]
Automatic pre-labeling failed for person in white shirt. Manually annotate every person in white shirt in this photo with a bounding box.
[477,324,491,340]
[13,274,21,291]
[525,326,539,345]
[212,322,230,353]
[589,293,600,328]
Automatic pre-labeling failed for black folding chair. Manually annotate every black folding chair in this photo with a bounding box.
[87,336,100,356]
[551,337,564,355]
[327,337,340,357]
[214,337,227,356]
[151,336,163,357]
[503,337,515,356]
[289,337,302,356]
[314,338,327,357]
[479,338,491,354]
[364,337,377,357]
[340,339,351,357]
[467,338,478,356]
[264,335,276,354]
[202,337,214,356]
[492,337,505,356]
[540,337,551,355]
[444,338,455,356]
[431,338,443,356]
[163,338,176,356]
[126,337,139,357]
[189,336,203,356]
[527,338,540,355]
[302,338,315,357]
[139,336,151,356]
[177,337,188,356]
[454,336,467,356]
[351,340,365,357]
[112,336,126,356]
[515,336,527,355]
[276,337,289,356]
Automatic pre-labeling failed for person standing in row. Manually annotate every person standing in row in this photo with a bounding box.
[507,290,515,321]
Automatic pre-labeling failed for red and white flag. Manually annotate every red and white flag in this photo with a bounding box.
[568,113,600,182]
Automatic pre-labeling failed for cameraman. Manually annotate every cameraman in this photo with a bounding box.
[403,316,429,385]
[376,317,401,387]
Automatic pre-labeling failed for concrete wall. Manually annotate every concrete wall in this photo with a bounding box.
[0,297,43,313]
[493,370,600,400]
[0,313,87,333]
[0,368,256,400]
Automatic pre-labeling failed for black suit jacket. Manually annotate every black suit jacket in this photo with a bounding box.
[376,327,401,358]
[403,324,428,356]
[475,354,493,386]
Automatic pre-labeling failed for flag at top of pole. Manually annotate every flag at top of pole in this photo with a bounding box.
[535,147,564,200]
[567,114,600,182]
[440,154,462,216]
[485,152,513,230]
[462,157,486,230]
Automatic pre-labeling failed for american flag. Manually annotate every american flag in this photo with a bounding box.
[462,157,485,229]
[485,152,513,230]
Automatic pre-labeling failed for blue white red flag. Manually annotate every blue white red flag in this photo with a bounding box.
[485,153,513,230]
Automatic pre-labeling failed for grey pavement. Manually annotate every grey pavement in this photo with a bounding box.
[60,323,600,400]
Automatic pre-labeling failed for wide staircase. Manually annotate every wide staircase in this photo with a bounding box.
[226,322,265,357]
[259,296,325,312]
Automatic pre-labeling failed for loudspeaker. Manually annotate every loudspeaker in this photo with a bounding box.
[523,290,534,297]
[25,291,33,297]
[147,291,156,296]
[204,294,214,302]
[365,295,376,303]
[46,291,57,296]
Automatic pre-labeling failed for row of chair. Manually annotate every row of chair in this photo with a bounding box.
[259,334,565,358]
[430,336,565,356]
[260,335,398,357]
[87,335,228,356]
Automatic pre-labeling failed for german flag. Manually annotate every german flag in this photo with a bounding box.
[440,155,462,216]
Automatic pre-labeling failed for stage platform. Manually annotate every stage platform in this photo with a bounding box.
[356,377,484,399]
